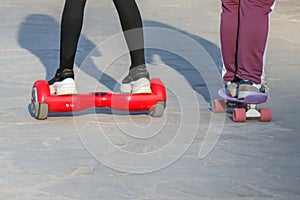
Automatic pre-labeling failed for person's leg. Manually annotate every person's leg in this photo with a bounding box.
[220,0,240,97]
[113,0,151,93]
[220,0,240,82]
[48,0,87,95]
[237,0,275,98]
[60,0,87,71]
[236,0,275,83]
[113,0,145,69]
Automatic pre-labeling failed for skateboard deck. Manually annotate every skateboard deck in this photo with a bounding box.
[218,88,268,104]
[213,88,272,122]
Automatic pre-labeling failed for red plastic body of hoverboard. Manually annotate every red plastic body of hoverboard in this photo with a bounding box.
[32,78,166,113]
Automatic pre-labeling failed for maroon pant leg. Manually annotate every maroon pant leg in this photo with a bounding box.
[220,0,240,82]
[236,0,275,84]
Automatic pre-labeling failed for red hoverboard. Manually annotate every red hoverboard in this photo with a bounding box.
[31,78,166,120]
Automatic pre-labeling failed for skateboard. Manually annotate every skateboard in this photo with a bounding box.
[213,88,272,122]
[31,78,166,120]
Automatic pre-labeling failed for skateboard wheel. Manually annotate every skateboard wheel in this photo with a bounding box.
[233,108,246,122]
[259,108,272,122]
[149,101,166,117]
[213,99,226,113]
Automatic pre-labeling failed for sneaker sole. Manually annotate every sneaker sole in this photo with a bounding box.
[238,91,260,99]
[132,78,152,94]
[120,83,132,94]
[120,78,152,94]
[238,85,260,99]
[54,78,78,95]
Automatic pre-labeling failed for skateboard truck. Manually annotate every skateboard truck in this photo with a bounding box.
[31,78,167,120]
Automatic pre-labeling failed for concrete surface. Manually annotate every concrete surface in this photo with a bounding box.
[0,0,299,199]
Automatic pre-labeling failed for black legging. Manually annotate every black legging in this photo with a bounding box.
[60,0,145,71]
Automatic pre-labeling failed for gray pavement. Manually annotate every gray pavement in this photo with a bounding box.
[1,0,300,199]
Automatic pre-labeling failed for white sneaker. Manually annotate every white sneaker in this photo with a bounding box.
[48,69,78,95]
[50,78,78,95]
[120,66,152,94]
[121,77,151,94]
[225,81,238,97]
[238,80,261,99]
